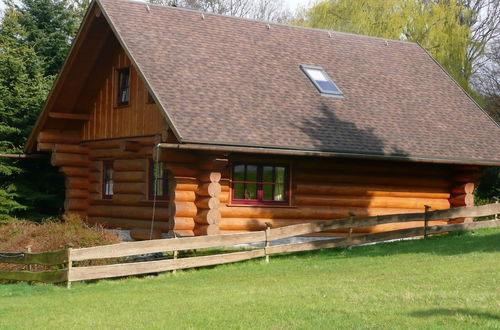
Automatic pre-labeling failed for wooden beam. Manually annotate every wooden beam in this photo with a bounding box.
[199,157,229,171]
[0,153,47,159]
[119,140,142,152]
[49,112,90,120]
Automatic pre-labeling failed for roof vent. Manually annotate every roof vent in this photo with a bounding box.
[328,31,332,38]
[266,24,271,30]
[385,40,389,46]
[145,4,151,13]
[201,13,205,20]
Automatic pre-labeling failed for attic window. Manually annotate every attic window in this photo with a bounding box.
[300,65,343,98]
[116,67,130,106]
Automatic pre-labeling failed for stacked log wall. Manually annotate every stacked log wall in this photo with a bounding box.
[160,151,200,237]
[37,129,90,218]
[84,136,169,239]
[166,177,198,237]
[217,159,455,236]
[38,131,482,239]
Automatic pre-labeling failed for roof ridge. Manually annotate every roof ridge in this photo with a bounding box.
[111,0,416,45]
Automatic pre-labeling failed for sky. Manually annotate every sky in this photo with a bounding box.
[284,0,312,12]
[0,0,314,16]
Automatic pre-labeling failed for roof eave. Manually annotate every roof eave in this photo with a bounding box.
[159,142,500,166]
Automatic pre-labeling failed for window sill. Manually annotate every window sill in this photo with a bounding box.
[91,199,169,206]
[225,203,296,208]
[114,104,130,109]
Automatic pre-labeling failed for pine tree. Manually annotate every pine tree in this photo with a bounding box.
[0,6,51,220]
[13,0,82,76]
[0,0,86,220]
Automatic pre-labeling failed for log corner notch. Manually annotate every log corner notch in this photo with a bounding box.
[164,154,228,237]
[448,166,480,224]
[193,156,228,236]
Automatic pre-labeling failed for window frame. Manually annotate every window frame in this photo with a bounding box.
[300,64,344,98]
[148,159,168,200]
[230,163,290,206]
[116,67,131,107]
[102,160,114,200]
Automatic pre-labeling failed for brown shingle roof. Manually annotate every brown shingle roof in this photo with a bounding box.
[99,0,500,164]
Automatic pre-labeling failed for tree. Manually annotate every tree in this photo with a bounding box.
[149,0,292,22]
[472,39,499,122]
[295,0,473,90]
[459,0,500,81]
[0,5,52,220]
[471,38,500,204]
[7,0,83,76]
[464,0,500,121]
[0,0,86,220]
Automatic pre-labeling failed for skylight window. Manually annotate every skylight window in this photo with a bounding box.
[300,65,343,98]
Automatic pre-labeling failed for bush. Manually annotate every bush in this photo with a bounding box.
[0,214,122,271]
[475,167,500,205]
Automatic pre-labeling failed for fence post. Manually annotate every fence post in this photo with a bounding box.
[26,245,33,285]
[424,205,431,238]
[66,243,73,289]
[347,211,356,249]
[495,198,499,220]
[172,234,178,275]
[26,245,32,272]
[264,222,272,263]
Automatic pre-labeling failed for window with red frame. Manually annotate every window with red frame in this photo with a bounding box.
[149,160,168,200]
[102,161,114,199]
[232,164,289,205]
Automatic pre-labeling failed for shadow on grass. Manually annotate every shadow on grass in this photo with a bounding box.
[409,308,500,321]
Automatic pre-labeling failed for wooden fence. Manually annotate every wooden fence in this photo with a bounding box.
[1,203,500,286]
[0,249,68,284]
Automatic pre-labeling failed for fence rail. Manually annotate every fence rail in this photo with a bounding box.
[0,269,67,283]
[0,250,68,266]
[1,203,500,286]
[69,203,500,262]
[0,249,68,284]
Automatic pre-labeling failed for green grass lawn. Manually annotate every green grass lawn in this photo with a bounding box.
[1,228,499,329]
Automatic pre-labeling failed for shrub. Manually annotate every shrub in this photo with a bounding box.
[0,214,122,271]
[475,167,500,205]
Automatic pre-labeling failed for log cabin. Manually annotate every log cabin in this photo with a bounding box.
[25,0,500,240]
